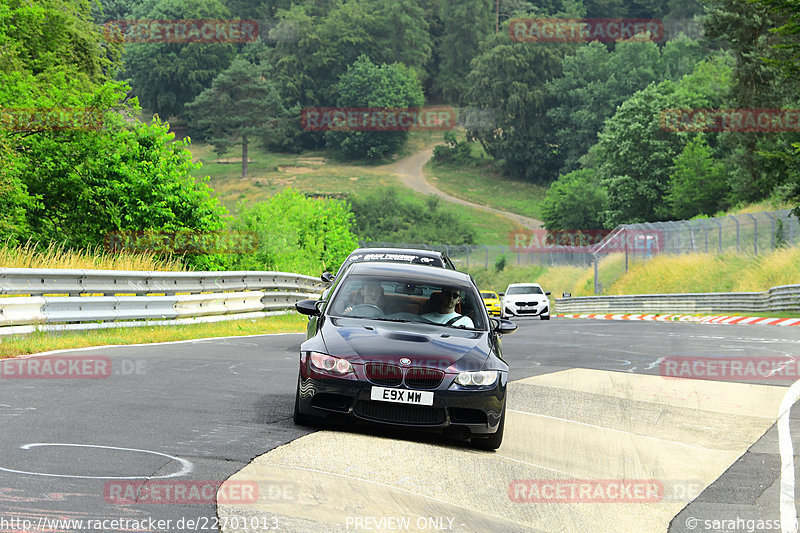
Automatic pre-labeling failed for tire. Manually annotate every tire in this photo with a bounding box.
[293,376,313,426]
[472,405,505,450]
[540,314,550,320]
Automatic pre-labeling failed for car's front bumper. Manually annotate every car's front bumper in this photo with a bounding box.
[505,301,549,317]
[296,371,506,437]
[484,303,503,316]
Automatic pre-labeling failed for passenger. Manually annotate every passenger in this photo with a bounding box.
[344,280,386,314]
[422,288,474,328]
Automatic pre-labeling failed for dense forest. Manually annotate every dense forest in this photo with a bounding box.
[0,0,798,269]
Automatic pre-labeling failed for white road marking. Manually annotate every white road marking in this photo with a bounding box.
[0,443,193,479]
[779,381,800,533]
[13,332,304,358]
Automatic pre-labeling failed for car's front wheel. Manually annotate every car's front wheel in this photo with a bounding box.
[540,314,550,320]
[293,376,313,426]
[472,405,505,450]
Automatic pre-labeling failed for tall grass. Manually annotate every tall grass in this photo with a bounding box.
[0,241,185,271]
[610,247,800,294]
[466,245,800,297]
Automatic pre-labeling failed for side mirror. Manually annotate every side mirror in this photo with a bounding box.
[321,272,334,284]
[295,299,322,316]
[499,292,504,297]
[545,291,551,296]
[490,318,517,335]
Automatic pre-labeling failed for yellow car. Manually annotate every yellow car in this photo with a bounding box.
[480,290,504,317]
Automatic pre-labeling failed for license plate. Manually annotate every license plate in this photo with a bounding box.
[370,387,434,406]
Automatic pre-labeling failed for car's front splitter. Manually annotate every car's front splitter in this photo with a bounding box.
[296,375,505,436]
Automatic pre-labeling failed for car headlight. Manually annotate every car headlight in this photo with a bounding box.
[453,370,499,387]
[309,352,354,376]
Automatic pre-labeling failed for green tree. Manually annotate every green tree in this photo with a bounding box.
[464,29,569,183]
[349,188,476,244]
[187,57,288,177]
[228,189,359,275]
[665,136,728,219]
[432,0,493,104]
[595,56,732,225]
[21,113,226,250]
[267,0,432,108]
[124,0,236,119]
[750,0,800,221]
[703,0,800,203]
[540,169,607,230]
[325,55,425,160]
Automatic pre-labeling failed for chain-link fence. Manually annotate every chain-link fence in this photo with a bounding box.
[591,209,800,294]
[360,209,800,294]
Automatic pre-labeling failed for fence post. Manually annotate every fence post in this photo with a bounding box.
[712,218,722,253]
[764,211,776,249]
[698,220,708,252]
[593,255,600,295]
[746,213,758,255]
[730,215,740,252]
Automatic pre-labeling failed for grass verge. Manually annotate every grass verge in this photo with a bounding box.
[0,241,185,271]
[189,139,520,244]
[424,142,546,221]
[0,314,307,358]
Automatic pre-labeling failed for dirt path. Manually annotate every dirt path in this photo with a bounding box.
[387,147,543,230]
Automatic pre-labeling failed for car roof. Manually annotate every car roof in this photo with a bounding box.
[481,290,498,295]
[348,247,447,257]
[347,261,472,286]
[334,248,452,276]
[507,282,542,287]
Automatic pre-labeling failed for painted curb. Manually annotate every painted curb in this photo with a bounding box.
[554,313,800,327]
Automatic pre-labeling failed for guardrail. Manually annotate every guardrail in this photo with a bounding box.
[554,284,800,315]
[0,268,326,336]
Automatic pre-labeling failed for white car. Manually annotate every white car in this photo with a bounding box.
[501,283,551,320]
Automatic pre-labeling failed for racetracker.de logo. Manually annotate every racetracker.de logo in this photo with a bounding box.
[104,230,258,255]
[300,107,457,132]
[509,18,664,42]
[509,479,664,503]
[0,107,104,132]
[509,229,664,253]
[660,108,800,133]
[660,356,800,381]
[1,356,112,379]
[102,19,259,44]
[104,480,258,505]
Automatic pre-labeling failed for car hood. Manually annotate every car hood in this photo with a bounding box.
[306,317,492,372]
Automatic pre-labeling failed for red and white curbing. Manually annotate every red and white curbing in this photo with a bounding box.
[554,313,800,326]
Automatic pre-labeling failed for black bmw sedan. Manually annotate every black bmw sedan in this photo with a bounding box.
[294,262,517,450]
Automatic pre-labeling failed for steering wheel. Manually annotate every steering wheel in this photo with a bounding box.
[348,304,383,318]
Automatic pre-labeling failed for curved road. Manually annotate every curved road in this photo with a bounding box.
[2,320,800,531]
[389,147,543,230]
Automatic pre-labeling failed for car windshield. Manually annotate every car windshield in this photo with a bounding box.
[329,275,485,330]
[506,286,544,295]
[481,291,497,299]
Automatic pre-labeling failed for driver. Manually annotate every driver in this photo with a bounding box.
[344,280,386,314]
[422,288,474,328]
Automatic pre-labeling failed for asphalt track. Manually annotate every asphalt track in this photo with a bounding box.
[1,319,800,532]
